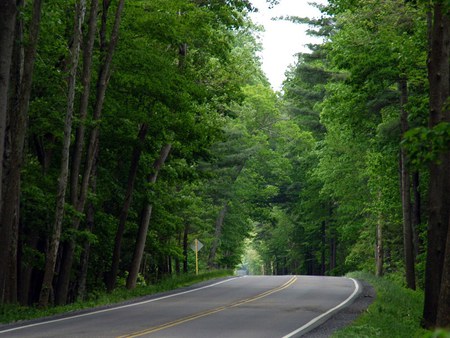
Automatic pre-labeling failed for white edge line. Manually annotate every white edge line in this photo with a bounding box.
[282,277,360,338]
[0,277,239,334]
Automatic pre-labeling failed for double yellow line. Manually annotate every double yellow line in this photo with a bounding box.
[118,276,297,338]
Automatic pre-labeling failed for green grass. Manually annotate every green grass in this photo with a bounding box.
[0,270,233,325]
[332,271,450,338]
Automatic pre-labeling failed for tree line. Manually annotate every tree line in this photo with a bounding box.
[0,0,274,308]
[0,0,449,331]
[245,0,449,330]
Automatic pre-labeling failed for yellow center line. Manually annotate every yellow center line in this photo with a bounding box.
[117,276,297,338]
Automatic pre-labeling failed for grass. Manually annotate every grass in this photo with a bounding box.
[0,269,233,325]
[332,271,450,338]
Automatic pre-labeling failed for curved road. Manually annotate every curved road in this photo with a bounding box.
[0,275,360,338]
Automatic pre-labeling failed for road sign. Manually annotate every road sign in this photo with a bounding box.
[190,239,203,275]
[190,239,203,252]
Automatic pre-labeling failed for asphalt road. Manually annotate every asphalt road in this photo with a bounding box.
[0,275,361,338]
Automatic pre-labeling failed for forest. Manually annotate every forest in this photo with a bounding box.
[0,0,449,331]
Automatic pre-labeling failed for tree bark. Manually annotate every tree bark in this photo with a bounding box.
[106,123,148,292]
[207,203,228,268]
[126,144,172,290]
[0,1,18,304]
[423,2,450,329]
[376,201,383,277]
[70,0,99,206]
[76,158,97,302]
[55,0,125,305]
[0,0,17,218]
[1,0,42,304]
[399,78,415,290]
[39,0,86,308]
[175,232,181,275]
[320,221,326,275]
[183,222,190,273]
[207,162,245,268]
[329,235,336,272]
[436,217,450,327]
[412,171,421,259]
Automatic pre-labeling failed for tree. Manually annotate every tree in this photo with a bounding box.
[423,1,450,329]
[39,0,86,308]
[399,78,416,290]
[0,1,18,303]
[126,144,171,289]
[0,1,17,214]
[0,0,43,304]
[55,0,126,305]
[106,123,148,291]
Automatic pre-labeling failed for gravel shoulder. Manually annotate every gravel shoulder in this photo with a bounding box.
[303,279,376,337]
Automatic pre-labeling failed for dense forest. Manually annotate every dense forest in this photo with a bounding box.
[0,0,449,330]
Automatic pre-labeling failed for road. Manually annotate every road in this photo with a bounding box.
[0,275,360,338]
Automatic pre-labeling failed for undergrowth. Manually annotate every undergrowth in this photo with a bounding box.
[332,271,449,338]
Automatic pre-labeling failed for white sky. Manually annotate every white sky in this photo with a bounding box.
[249,0,326,90]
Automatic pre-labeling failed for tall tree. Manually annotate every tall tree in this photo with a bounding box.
[399,78,416,290]
[0,0,43,304]
[56,0,126,305]
[126,144,172,289]
[0,1,17,216]
[106,123,148,292]
[39,0,86,308]
[423,0,450,329]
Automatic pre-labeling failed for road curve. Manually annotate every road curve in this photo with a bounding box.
[0,275,360,338]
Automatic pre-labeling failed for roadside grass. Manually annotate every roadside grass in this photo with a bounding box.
[0,269,233,325]
[332,271,450,338]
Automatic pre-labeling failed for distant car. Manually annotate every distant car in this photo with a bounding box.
[236,269,248,276]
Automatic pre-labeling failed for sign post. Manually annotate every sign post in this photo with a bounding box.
[195,239,199,275]
[190,239,203,275]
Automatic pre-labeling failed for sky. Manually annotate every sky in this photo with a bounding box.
[249,0,326,90]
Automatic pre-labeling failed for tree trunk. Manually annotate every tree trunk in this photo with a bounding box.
[55,0,125,304]
[0,0,18,304]
[128,203,152,287]
[376,204,383,277]
[1,0,42,305]
[76,194,95,302]
[76,146,98,302]
[329,235,336,272]
[39,0,86,308]
[399,78,416,290]
[423,2,450,329]
[320,221,326,275]
[70,0,99,206]
[207,161,245,269]
[207,203,228,268]
[175,232,181,275]
[0,0,17,216]
[106,123,148,292]
[412,171,421,258]
[436,217,450,327]
[183,222,190,273]
[126,144,172,290]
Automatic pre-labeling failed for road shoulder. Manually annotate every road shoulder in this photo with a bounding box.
[304,279,376,337]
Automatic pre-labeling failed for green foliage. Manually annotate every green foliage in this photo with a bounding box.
[3,0,437,325]
[403,122,450,167]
